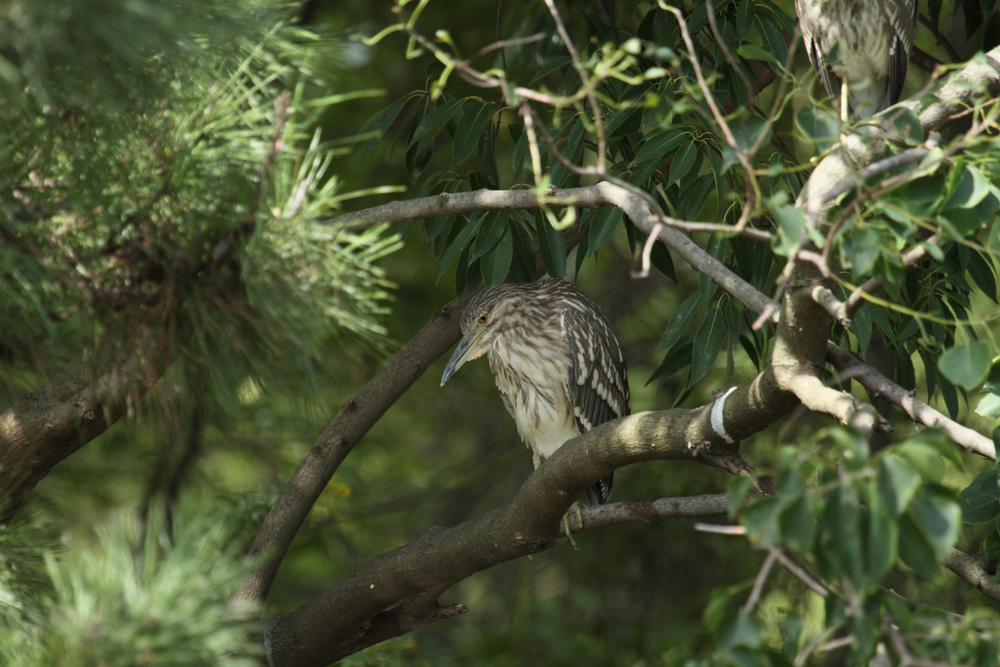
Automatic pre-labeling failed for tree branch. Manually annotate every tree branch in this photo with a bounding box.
[826,342,996,460]
[263,380,797,667]
[234,301,465,606]
[943,548,1000,603]
[0,340,169,519]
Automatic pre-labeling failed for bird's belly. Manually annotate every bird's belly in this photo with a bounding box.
[515,412,579,461]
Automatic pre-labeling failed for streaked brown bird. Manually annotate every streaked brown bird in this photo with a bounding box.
[440,278,630,508]
[796,0,918,118]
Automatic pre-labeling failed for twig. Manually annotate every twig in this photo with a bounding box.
[694,523,747,535]
[770,547,828,597]
[825,342,996,460]
[810,285,851,328]
[744,551,777,613]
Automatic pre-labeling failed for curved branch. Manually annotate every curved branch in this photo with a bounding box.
[325,493,731,660]
[234,301,465,605]
[263,379,797,667]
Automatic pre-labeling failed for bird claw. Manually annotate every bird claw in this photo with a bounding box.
[563,505,583,550]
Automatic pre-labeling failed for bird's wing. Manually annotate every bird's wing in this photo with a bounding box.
[884,0,917,109]
[795,0,842,104]
[560,298,630,505]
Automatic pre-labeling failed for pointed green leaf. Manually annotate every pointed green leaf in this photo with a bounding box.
[481,226,513,285]
[436,214,485,283]
[535,212,566,279]
[409,98,462,149]
[659,292,702,354]
[453,101,494,167]
[690,307,726,385]
[665,139,697,188]
[588,205,623,254]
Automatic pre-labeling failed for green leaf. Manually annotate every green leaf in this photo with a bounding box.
[408,97,462,149]
[436,214,484,283]
[876,455,920,517]
[676,172,714,220]
[452,101,494,167]
[853,301,872,358]
[529,55,572,85]
[549,116,586,188]
[535,212,566,279]
[842,228,881,275]
[891,108,924,146]
[359,95,409,162]
[471,211,509,260]
[946,164,990,210]
[754,14,787,66]
[658,292,702,354]
[508,217,536,282]
[958,471,1000,524]
[631,128,685,164]
[735,0,755,40]
[742,497,782,548]
[985,530,1000,559]
[938,341,990,390]
[967,249,998,303]
[911,496,961,561]
[898,513,938,579]
[481,226,513,286]
[780,496,815,553]
[796,108,840,148]
[588,205,623,254]
[478,121,499,189]
[772,205,804,257]
[700,234,725,306]
[865,504,898,584]
[735,43,777,64]
[665,139,698,188]
[975,392,1000,419]
[690,307,726,385]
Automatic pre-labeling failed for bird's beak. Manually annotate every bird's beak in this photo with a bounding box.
[440,326,485,386]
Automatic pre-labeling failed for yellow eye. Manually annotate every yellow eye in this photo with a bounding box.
[478,314,488,325]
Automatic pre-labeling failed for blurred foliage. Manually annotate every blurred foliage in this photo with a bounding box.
[4,0,1000,666]
[0,500,265,667]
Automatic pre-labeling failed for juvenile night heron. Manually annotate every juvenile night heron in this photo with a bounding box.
[440,278,630,509]
[795,0,917,118]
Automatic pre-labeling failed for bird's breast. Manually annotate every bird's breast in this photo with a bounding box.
[489,331,578,462]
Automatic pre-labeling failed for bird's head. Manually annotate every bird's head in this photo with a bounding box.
[440,284,524,386]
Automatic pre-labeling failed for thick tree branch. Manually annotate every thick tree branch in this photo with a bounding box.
[322,493,730,660]
[943,548,1000,603]
[826,342,996,460]
[0,341,168,519]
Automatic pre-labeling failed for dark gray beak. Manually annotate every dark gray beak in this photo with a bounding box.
[440,327,485,386]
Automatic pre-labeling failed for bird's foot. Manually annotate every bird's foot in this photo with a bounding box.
[563,505,583,550]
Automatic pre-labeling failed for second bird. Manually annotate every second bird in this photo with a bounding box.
[440,279,630,507]
[796,0,918,118]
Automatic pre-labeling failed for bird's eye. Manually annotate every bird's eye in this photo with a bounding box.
[478,314,488,324]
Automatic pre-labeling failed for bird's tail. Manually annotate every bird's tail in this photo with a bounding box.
[582,472,614,507]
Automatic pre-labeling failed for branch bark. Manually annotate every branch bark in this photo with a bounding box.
[0,341,169,519]
[826,342,995,460]
[943,548,1000,603]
